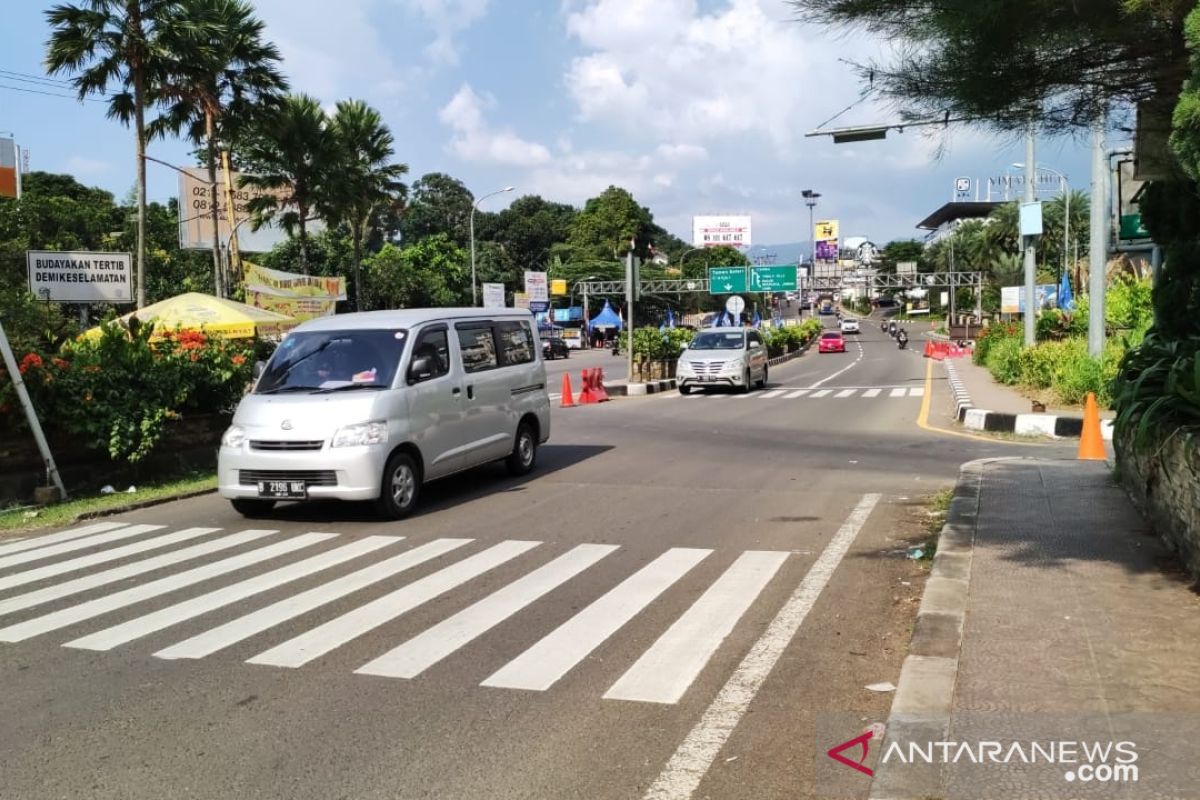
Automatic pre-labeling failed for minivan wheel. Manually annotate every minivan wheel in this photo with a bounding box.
[739,368,751,394]
[231,498,275,518]
[758,366,768,389]
[679,384,692,396]
[376,452,420,520]
[506,423,538,476]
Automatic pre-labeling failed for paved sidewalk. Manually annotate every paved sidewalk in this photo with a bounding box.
[871,458,1200,799]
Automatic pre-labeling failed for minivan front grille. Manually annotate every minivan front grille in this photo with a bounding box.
[249,440,324,451]
[239,469,337,487]
[689,361,726,376]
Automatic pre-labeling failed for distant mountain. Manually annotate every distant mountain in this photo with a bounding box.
[745,242,811,265]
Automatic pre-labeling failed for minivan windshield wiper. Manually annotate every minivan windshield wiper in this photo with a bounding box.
[256,385,320,395]
[311,384,387,394]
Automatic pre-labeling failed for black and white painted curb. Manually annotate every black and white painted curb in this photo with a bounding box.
[944,360,1113,441]
[867,458,985,800]
[607,379,676,397]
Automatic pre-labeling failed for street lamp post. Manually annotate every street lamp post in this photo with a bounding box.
[571,275,600,348]
[802,189,821,315]
[1014,162,1069,298]
[677,247,703,277]
[470,186,515,306]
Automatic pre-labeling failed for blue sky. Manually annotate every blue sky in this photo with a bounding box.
[0,0,1108,246]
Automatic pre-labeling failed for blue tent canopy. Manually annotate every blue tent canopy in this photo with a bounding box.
[588,300,623,330]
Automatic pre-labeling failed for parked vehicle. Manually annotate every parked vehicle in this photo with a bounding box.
[218,308,551,520]
[818,330,847,353]
[542,336,570,359]
[675,328,769,394]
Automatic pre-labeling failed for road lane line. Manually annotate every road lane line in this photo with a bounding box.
[604,550,789,705]
[862,388,882,398]
[357,543,618,679]
[909,387,925,397]
[65,536,401,651]
[783,390,809,399]
[0,522,134,557]
[642,494,881,800]
[0,527,220,592]
[889,387,907,398]
[834,389,855,398]
[248,540,540,669]
[156,538,472,660]
[0,525,165,571]
[758,390,785,399]
[915,358,1046,445]
[810,389,833,398]
[0,533,331,642]
[482,548,711,692]
[0,530,279,617]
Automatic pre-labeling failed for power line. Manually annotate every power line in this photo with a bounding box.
[0,83,109,103]
[0,68,81,89]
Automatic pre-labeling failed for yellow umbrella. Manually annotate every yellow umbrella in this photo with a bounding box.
[84,293,299,340]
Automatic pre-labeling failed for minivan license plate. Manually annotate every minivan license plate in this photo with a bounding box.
[257,480,307,499]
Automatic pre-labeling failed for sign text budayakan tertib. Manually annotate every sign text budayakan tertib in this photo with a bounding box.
[27,250,133,303]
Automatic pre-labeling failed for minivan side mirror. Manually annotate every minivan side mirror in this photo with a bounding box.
[407,356,433,384]
[251,360,266,381]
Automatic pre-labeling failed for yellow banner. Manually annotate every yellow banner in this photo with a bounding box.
[814,219,839,241]
[247,291,339,323]
[243,261,346,300]
[551,279,568,296]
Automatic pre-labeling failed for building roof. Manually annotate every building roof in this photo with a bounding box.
[916,201,1002,231]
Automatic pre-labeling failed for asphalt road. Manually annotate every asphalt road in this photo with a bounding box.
[0,317,1073,800]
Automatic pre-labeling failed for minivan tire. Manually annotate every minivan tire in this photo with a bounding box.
[231,498,275,518]
[679,384,692,396]
[739,368,751,394]
[376,452,420,520]
[757,366,768,389]
[506,422,538,476]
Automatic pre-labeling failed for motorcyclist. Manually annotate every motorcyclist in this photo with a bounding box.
[897,329,909,349]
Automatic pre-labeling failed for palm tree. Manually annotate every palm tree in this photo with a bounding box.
[324,100,408,310]
[46,0,199,308]
[238,94,334,273]
[152,0,287,297]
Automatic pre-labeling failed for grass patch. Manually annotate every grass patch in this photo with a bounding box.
[0,471,216,535]
[918,487,955,561]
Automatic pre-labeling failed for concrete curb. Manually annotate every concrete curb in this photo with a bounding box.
[767,338,814,367]
[944,360,1114,441]
[867,459,986,800]
[605,379,676,397]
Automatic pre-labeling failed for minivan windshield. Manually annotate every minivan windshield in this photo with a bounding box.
[689,331,746,350]
[255,329,408,394]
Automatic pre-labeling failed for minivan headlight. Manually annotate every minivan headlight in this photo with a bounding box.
[721,358,746,373]
[221,425,246,448]
[332,421,389,448]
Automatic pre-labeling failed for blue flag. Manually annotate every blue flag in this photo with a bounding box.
[1059,271,1075,312]
[666,307,675,328]
[752,309,762,328]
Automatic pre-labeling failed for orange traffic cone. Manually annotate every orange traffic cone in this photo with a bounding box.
[924,340,934,358]
[1077,392,1106,460]
[594,368,610,402]
[578,369,597,404]
[560,373,576,408]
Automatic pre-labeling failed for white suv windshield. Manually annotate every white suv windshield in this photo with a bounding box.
[256,329,408,394]
[689,332,746,350]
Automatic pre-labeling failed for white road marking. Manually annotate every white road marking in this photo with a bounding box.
[0,522,129,558]
[890,388,907,398]
[0,527,220,592]
[604,550,789,705]
[810,389,833,398]
[806,343,865,389]
[248,540,540,669]
[156,538,472,660]
[357,543,618,679]
[909,387,925,397]
[0,530,279,618]
[0,533,331,642]
[759,390,785,399]
[482,547,711,692]
[834,389,855,398]
[862,388,882,398]
[0,525,165,571]
[64,536,401,651]
[642,494,881,800]
[783,390,809,398]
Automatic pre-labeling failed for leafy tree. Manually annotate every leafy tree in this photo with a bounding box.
[364,235,468,309]
[399,173,475,248]
[876,239,924,274]
[239,94,335,272]
[323,100,408,310]
[151,0,287,297]
[45,0,203,308]
[566,186,656,262]
[678,245,750,279]
[477,194,576,272]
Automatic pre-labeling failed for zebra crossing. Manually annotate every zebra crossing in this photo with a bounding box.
[0,516,871,705]
[676,385,925,400]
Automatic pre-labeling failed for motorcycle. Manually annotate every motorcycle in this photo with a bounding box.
[897,332,908,350]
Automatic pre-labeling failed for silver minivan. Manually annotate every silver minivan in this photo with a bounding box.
[217,308,551,520]
[674,328,769,394]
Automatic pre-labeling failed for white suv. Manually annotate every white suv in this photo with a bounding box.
[676,329,769,394]
[839,317,860,334]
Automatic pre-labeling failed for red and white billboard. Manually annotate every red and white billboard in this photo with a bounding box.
[692,215,751,249]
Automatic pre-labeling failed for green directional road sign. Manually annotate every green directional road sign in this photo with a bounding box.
[750,264,799,292]
[708,266,747,295]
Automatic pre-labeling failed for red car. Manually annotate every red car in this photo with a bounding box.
[818,330,846,353]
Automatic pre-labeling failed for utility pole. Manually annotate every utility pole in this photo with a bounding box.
[1023,124,1037,348]
[625,242,635,384]
[1088,114,1107,357]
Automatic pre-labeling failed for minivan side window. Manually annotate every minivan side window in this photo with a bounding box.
[409,326,450,383]
[496,321,534,366]
[456,324,499,373]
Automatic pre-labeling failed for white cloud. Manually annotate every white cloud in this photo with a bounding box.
[63,156,111,176]
[439,85,553,167]
[403,0,492,65]
[655,143,708,164]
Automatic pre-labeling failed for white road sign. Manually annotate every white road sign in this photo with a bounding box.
[27,250,132,303]
[482,283,506,309]
[725,295,746,317]
[524,271,549,302]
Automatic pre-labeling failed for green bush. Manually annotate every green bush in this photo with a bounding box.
[973,321,1020,365]
[984,335,1024,384]
[1016,341,1066,389]
[1112,331,1200,444]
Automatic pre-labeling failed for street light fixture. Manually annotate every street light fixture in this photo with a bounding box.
[469,185,515,306]
[802,190,821,314]
[1013,162,1070,295]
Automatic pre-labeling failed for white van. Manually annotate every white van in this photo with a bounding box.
[217,308,551,520]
